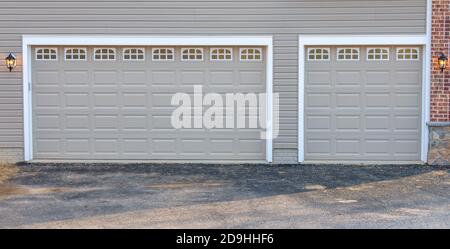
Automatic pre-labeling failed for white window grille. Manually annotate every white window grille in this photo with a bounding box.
[36,48,58,61]
[210,48,233,61]
[94,48,116,61]
[337,48,360,61]
[64,48,87,61]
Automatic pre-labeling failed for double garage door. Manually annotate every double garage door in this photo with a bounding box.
[304,46,422,161]
[32,46,266,161]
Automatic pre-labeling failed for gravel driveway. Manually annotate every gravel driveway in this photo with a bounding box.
[0,163,449,228]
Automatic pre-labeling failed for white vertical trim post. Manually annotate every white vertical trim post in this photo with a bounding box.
[298,35,428,163]
[422,0,432,162]
[298,40,305,162]
[22,42,32,161]
[266,41,273,163]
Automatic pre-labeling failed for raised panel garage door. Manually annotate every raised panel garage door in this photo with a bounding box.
[304,46,422,162]
[32,46,266,161]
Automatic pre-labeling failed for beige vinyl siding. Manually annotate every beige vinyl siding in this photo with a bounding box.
[273,35,298,151]
[0,71,23,150]
[0,0,427,162]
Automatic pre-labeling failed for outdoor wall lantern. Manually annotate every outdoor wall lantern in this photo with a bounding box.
[438,53,448,73]
[5,53,16,72]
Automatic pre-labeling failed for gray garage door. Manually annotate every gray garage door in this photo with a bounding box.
[32,46,266,160]
[304,46,422,161]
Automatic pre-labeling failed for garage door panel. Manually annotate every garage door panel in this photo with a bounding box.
[151,93,174,108]
[210,139,234,153]
[336,115,361,131]
[335,71,362,86]
[123,71,147,85]
[306,115,331,130]
[32,46,266,160]
[66,139,90,154]
[64,115,90,131]
[151,70,177,86]
[394,140,420,155]
[306,71,332,86]
[366,71,390,85]
[181,71,205,85]
[306,93,331,108]
[122,139,149,153]
[306,139,331,154]
[151,115,173,130]
[394,115,421,131]
[35,139,61,153]
[93,93,119,108]
[394,71,421,86]
[122,115,149,131]
[35,92,60,108]
[93,115,117,130]
[93,139,119,153]
[180,139,207,153]
[305,45,422,161]
[365,115,390,131]
[210,71,234,85]
[394,93,420,108]
[209,86,265,93]
[336,93,360,108]
[365,140,391,155]
[35,114,60,131]
[239,71,265,86]
[364,93,390,108]
[34,71,60,86]
[122,93,148,108]
[335,139,361,155]
[64,93,90,109]
[64,71,90,86]
[93,71,118,85]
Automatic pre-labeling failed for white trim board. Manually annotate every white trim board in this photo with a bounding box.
[298,34,430,163]
[22,35,274,162]
[424,0,432,163]
[22,36,273,46]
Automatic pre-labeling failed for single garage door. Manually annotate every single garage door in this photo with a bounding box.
[32,46,266,160]
[304,46,422,161]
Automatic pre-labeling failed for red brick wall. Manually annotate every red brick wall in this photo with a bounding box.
[431,0,450,122]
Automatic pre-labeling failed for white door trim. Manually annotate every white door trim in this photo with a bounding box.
[22,35,274,162]
[298,34,430,163]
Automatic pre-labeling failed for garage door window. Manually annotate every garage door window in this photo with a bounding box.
[64,48,87,61]
[337,48,360,61]
[94,48,116,61]
[152,48,174,61]
[210,48,232,61]
[36,48,58,61]
[181,48,203,61]
[307,48,330,61]
[367,48,389,61]
[123,48,145,61]
[240,48,262,61]
[396,48,420,61]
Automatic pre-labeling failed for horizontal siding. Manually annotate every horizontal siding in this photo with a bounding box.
[274,34,298,150]
[0,148,23,162]
[0,0,427,160]
[0,69,23,149]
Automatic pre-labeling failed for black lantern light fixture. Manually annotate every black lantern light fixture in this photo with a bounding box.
[5,52,16,72]
[438,53,448,73]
